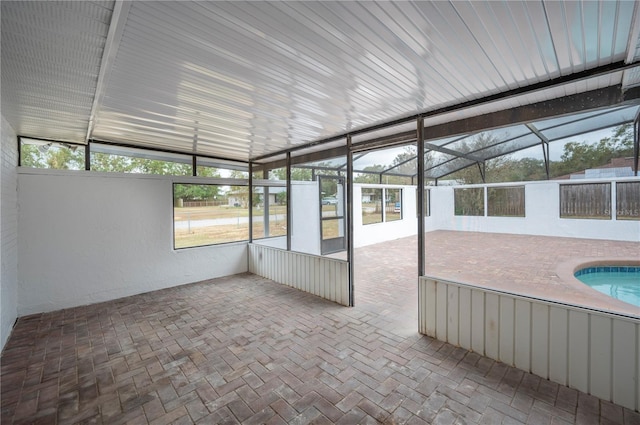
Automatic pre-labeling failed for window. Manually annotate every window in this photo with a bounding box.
[488,186,525,217]
[417,188,431,217]
[386,188,402,222]
[362,188,383,225]
[20,138,85,170]
[362,187,404,224]
[173,184,249,249]
[196,157,247,179]
[454,188,484,216]
[616,181,640,220]
[252,186,287,239]
[425,189,431,217]
[560,183,611,219]
[92,144,192,176]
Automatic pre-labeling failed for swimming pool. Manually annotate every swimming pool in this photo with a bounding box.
[575,266,640,308]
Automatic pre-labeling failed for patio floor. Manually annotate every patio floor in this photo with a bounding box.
[1,231,639,424]
[354,230,640,319]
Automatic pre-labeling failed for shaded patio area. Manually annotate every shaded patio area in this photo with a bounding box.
[1,231,639,424]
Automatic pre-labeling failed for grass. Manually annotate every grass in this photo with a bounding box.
[175,205,410,248]
[174,206,287,248]
[362,211,401,224]
[174,205,286,221]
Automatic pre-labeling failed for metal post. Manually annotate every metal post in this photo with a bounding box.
[477,162,486,183]
[634,112,639,176]
[417,116,425,277]
[192,155,197,177]
[541,141,550,179]
[286,152,292,251]
[346,135,355,307]
[263,167,269,238]
[17,136,22,167]
[85,141,91,170]
[248,162,253,243]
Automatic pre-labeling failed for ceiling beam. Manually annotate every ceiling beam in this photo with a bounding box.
[85,1,132,143]
[423,85,640,141]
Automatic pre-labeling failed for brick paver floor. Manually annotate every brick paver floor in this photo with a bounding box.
[2,231,639,424]
[354,230,640,319]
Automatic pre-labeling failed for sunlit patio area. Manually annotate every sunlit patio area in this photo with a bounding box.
[345,230,640,335]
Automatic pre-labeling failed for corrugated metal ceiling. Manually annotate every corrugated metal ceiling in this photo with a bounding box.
[2,1,639,162]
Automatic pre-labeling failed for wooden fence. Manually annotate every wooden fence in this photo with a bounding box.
[616,181,640,219]
[487,186,525,217]
[560,183,611,219]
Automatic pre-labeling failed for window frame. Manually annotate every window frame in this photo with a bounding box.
[454,187,485,217]
[173,182,251,250]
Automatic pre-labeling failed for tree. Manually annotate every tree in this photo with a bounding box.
[174,184,220,202]
[383,146,417,184]
[500,158,547,182]
[354,165,385,183]
[195,166,221,178]
[135,158,191,176]
[21,143,84,170]
[90,152,136,173]
[445,133,513,184]
[270,167,314,181]
[551,123,634,177]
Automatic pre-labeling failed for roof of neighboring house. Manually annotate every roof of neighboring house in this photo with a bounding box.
[554,157,637,180]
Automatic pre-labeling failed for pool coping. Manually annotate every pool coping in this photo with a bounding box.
[556,256,640,317]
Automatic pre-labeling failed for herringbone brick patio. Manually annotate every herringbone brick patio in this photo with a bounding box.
[2,232,639,424]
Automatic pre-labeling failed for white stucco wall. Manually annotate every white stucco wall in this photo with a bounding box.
[291,181,321,255]
[253,236,287,249]
[1,116,19,350]
[17,169,248,316]
[427,179,640,241]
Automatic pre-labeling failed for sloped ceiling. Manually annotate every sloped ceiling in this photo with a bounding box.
[2,1,639,162]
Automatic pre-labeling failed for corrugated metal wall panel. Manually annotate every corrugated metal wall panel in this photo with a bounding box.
[612,320,637,409]
[498,297,515,365]
[418,276,640,411]
[531,303,549,379]
[590,315,612,401]
[484,293,500,360]
[248,243,349,306]
[548,307,568,386]
[514,299,531,371]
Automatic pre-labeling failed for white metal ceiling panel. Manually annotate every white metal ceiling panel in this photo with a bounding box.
[622,66,640,88]
[2,1,639,162]
[1,1,114,143]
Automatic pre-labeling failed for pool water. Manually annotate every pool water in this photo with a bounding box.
[575,266,640,308]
